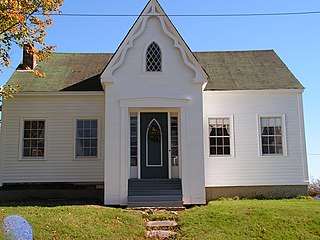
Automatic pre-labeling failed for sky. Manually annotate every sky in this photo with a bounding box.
[1,0,319,179]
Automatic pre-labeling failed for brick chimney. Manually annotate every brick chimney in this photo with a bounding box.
[23,44,36,70]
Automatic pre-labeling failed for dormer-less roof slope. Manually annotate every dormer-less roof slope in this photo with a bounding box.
[6,50,303,92]
[195,50,304,90]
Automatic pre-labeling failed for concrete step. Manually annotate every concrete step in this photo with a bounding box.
[146,220,178,228]
[128,195,182,202]
[147,230,176,239]
[127,201,183,208]
[128,189,182,196]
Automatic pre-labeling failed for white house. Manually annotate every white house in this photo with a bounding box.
[0,0,308,207]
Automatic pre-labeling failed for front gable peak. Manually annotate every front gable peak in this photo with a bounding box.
[101,0,208,85]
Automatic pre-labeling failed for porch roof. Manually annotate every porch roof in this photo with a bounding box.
[6,50,303,92]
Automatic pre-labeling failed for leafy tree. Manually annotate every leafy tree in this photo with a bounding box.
[0,0,63,100]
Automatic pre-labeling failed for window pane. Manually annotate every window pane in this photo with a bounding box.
[91,139,97,148]
[84,130,90,137]
[77,130,83,138]
[275,137,282,145]
[91,148,97,157]
[84,140,90,147]
[91,129,97,138]
[31,130,37,138]
[210,127,216,136]
[276,145,283,154]
[275,117,282,127]
[84,121,90,128]
[32,121,37,129]
[38,129,45,138]
[269,146,275,154]
[131,157,137,166]
[262,146,268,154]
[24,121,31,129]
[38,121,45,130]
[224,147,230,155]
[261,127,268,135]
[130,147,137,156]
[269,118,276,126]
[23,148,31,157]
[24,140,31,148]
[31,139,37,147]
[38,139,45,148]
[224,138,230,145]
[210,147,216,155]
[275,126,282,135]
[210,138,216,146]
[77,120,84,129]
[262,137,268,145]
[90,120,97,129]
[217,128,222,136]
[268,127,274,135]
[268,137,275,144]
[24,130,30,138]
[217,147,223,155]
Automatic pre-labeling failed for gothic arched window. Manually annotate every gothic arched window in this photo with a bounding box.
[146,42,162,72]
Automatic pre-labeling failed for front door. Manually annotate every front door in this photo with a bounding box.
[140,113,168,179]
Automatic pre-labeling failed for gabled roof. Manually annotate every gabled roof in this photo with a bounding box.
[6,50,303,92]
[101,0,208,84]
[8,53,112,92]
[195,50,304,90]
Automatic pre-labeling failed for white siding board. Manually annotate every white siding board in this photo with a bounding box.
[204,91,307,187]
[1,95,105,183]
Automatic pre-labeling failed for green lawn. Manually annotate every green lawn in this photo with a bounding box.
[0,199,319,239]
[179,199,320,240]
[0,205,145,240]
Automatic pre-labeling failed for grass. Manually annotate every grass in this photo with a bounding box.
[179,199,320,239]
[0,199,319,239]
[0,204,145,240]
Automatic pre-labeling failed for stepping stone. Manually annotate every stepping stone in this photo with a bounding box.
[147,230,176,239]
[146,220,178,228]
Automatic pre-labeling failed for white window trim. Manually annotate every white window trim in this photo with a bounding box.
[142,40,164,75]
[19,118,48,161]
[207,115,235,158]
[257,114,287,157]
[73,117,101,160]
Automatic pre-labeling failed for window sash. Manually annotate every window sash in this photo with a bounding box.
[22,120,45,158]
[76,120,98,157]
[260,117,283,155]
[209,118,231,156]
[130,114,138,166]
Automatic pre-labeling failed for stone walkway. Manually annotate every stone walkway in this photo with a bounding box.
[146,220,178,239]
[140,208,182,239]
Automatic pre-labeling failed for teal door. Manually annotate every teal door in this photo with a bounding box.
[140,113,168,179]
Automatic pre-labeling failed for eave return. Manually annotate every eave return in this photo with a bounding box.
[127,179,183,208]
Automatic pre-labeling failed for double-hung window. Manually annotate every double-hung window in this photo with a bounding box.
[260,116,284,155]
[22,120,45,158]
[209,118,231,156]
[76,120,98,158]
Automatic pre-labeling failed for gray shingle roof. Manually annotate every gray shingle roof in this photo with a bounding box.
[7,50,303,92]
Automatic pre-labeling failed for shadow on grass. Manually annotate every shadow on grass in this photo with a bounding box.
[0,198,105,207]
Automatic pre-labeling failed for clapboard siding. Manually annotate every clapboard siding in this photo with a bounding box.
[1,94,104,183]
[203,90,307,187]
